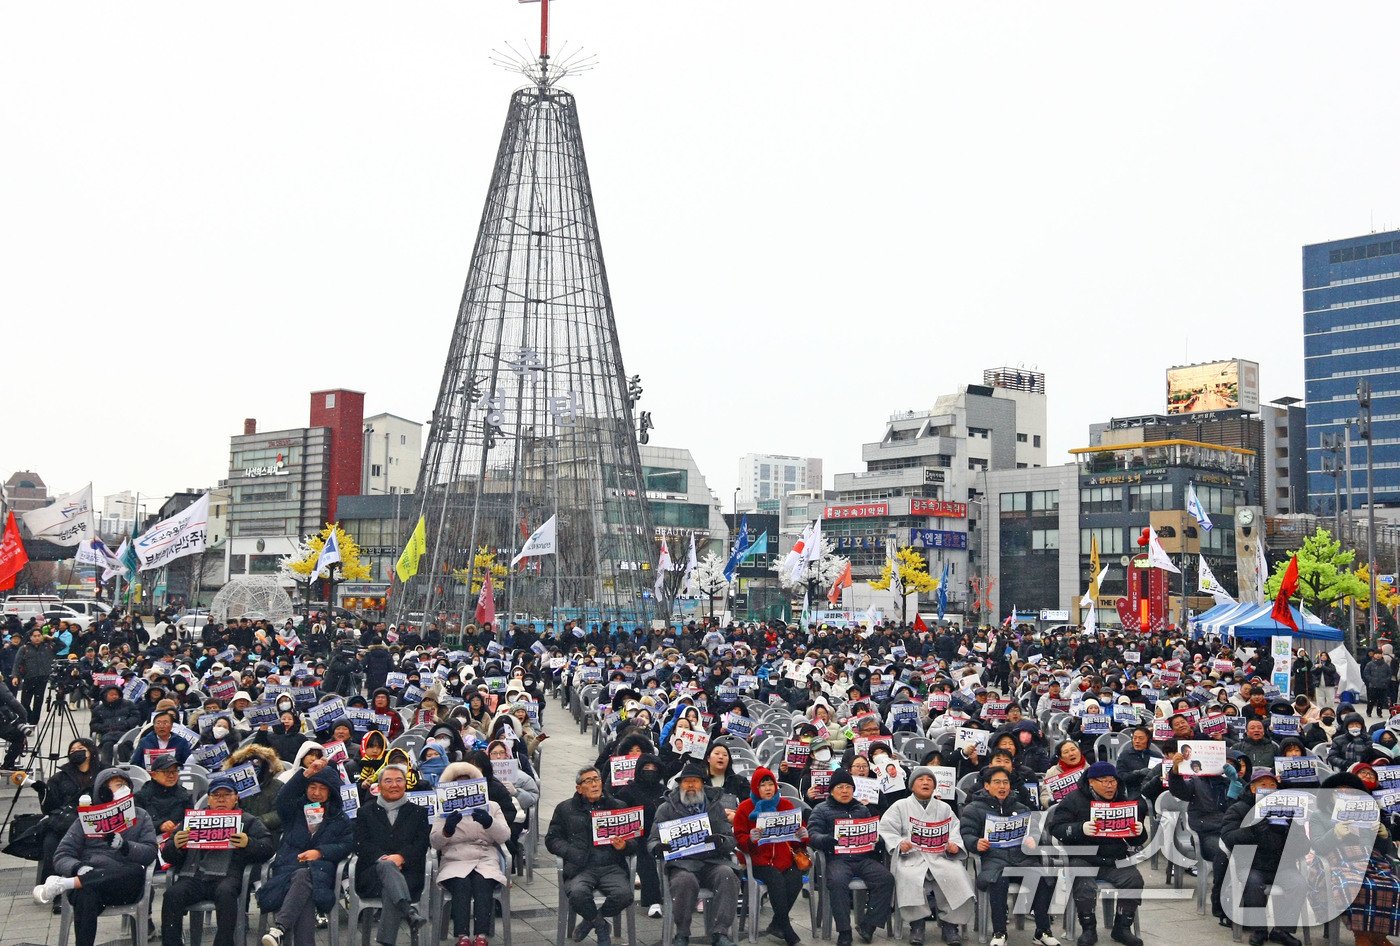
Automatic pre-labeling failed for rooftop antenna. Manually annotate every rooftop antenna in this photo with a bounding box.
[494,0,596,89]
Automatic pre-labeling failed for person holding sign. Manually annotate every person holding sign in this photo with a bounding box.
[134,709,193,770]
[877,767,973,946]
[959,767,1059,946]
[1046,762,1147,946]
[1167,749,1249,922]
[161,771,275,946]
[546,766,637,946]
[807,769,894,946]
[648,763,742,946]
[734,767,807,946]
[1220,768,1308,946]
[38,767,158,946]
[257,759,355,946]
[353,764,432,945]
[432,761,512,946]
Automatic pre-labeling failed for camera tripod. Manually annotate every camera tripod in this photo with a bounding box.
[0,683,86,839]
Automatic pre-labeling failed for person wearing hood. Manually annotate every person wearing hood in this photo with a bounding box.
[90,683,142,767]
[1168,748,1249,922]
[1330,712,1376,770]
[254,702,313,765]
[36,737,99,911]
[958,766,1059,946]
[280,742,325,784]
[1046,762,1147,946]
[136,752,193,837]
[225,743,287,837]
[36,766,159,946]
[359,730,390,789]
[808,768,894,946]
[162,770,276,946]
[257,758,355,946]
[1315,771,1400,946]
[648,762,742,946]
[353,763,431,946]
[1220,768,1307,946]
[1006,720,1053,775]
[199,713,242,758]
[734,767,806,946]
[547,765,637,946]
[428,721,471,763]
[419,742,450,789]
[433,761,512,946]
[370,688,406,740]
[877,766,974,946]
[383,746,420,790]
[615,753,669,919]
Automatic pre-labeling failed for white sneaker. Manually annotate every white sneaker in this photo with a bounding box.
[261,927,285,946]
[1034,931,1062,946]
[990,936,1007,946]
[32,875,66,905]
[649,904,663,918]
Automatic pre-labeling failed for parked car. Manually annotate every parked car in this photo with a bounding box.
[60,599,112,621]
[40,606,93,630]
[2,594,62,621]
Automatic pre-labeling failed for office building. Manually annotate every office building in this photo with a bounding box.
[737,454,823,511]
[1304,230,1400,512]
[982,464,1080,621]
[1261,397,1308,516]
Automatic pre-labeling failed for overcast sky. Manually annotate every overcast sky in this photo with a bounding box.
[6,3,1400,511]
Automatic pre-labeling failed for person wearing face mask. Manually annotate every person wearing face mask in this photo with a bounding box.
[36,769,159,946]
[800,741,838,804]
[135,753,193,838]
[35,737,100,911]
[200,714,241,756]
[224,743,288,838]
[1329,711,1375,770]
[90,684,143,767]
[1301,707,1338,749]
[615,753,668,918]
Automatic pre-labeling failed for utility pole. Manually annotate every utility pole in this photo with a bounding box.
[1359,381,1379,647]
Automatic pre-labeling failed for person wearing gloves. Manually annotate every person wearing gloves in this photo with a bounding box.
[734,767,807,946]
[1168,749,1249,923]
[432,761,512,946]
[257,758,355,946]
[353,764,431,946]
[161,771,276,946]
[547,766,637,946]
[35,767,159,946]
[877,766,974,946]
[958,767,1059,946]
[136,752,193,838]
[1045,762,1147,946]
[647,762,742,946]
[1220,768,1306,946]
[807,769,895,946]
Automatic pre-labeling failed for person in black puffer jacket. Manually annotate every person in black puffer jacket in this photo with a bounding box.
[1046,762,1147,946]
[1220,769,1308,946]
[1115,727,1161,802]
[615,753,668,917]
[90,685,143,767]
[1168,749,1249,921]
[1330,712,1375,770]
[135,753,193,838]
[37,737,99,908]
[959,767,1058,946]
[807,768,894,945]
[546,764,637,943]
[1006,720,1054,774]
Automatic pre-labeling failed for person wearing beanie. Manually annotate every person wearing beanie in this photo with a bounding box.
[1046,762,1148,946]
[1220,766,1307,946]
[877,766,974,946]
[161,772,275,946]
[959,766,1059,946]
[734,767,806,946]
[647,761,741,946]
[807,769,894,946]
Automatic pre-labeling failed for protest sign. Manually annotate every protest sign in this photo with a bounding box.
[304,802,324,830]
[1080,714,1111,736]
[1113,704,1140,726]
[245,703,280,730]
[386,672,408,690]
[1212,659,1234,676]
[931,766,957,801]
[755,809,802,846]
[322,740,350,765]
[406,790,440,819]
[1090,801,1139,838]
[1256,789,1310,825]
[891,703,920,728]
[123,678,148,703]
[183,809,242,849]
[983,699,1010,723]
[189,741,231,770]
[926,692,950,712]
[1269,714,1300,737]
[1373,789,1400,813]
[853,776,881,805]
[306,699,347,732]
[1045,770,1083,803]
[145,747,177,770]
[437,779,489,814]
[833,817,879,855]
[340,783,360,820]
[591,806,645,845]
[984,812,1031,849]
[609,756,638,787]
[673,728,710,759]
[810,767,833,799]
[1123,651,1141,664]
[226,762,261,799]
[209,679,237,702]
[1177,741,1226,777]
[1373,765,1400,791]
[877,761,907,794]
[659,813,715,861]
[79,796,135,837]
[1274,756,1319,785]
[716,685,739,704]
[910,817,951,854]
[955,728,990,755]
[1336,795,1380,824]
[723,713,755,740]
[491,758,519,783]
[784,740,811,769]
[737,675,758,692]
[1198,714,1229,740]
[172,723,201,746]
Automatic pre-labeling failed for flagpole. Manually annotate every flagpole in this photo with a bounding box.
[551,437,560,627]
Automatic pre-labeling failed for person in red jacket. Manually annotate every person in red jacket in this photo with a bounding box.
[735,767,807,946]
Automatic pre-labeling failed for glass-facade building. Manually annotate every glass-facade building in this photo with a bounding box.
[1304,230,1400,512]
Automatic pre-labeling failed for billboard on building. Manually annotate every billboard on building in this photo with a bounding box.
[1166,360,1260,415]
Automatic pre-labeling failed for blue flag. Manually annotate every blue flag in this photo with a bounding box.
[723,515,751,582]
[936,561,950,621]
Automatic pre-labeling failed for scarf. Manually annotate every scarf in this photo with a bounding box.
[378,794,410,826]
[750,792,779,814]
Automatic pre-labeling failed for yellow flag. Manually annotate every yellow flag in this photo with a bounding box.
[395,516,427,582]
[1089,534,1101,599]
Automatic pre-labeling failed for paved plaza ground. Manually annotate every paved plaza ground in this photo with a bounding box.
[0,695,1305,946]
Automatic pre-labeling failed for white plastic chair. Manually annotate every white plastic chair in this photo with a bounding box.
[57,861,156,946]
[430,847,512,946]
[347,853,435,946]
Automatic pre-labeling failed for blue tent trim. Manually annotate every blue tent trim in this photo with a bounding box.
[1191,602,1343,642]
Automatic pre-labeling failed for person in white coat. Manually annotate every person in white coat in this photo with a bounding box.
[432,762,512,946]
[877,767,975,946]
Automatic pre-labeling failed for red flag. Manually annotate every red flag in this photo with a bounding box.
[1270,554,1299,631]
[475,571,497,628]
[0,512,28,589]
[827,561,852,606]
[912,613,929,633]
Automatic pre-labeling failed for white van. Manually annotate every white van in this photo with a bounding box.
[2,595,62,620]
[60,599,112,620]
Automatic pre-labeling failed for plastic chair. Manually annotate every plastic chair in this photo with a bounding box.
[658,851,727,946]
[898,737,937,764]
[167,861,261,946]
[555,855,638,946]
[389,732,426,761]
[114,726,142,764]
[112,762,151,791]
[968,854,1029,944]
[347,853,435,946]
[811,849,896,940]
[743,853,819,943]
[1092,732,1131,763]
[256,857,348,946]
[57,861,156,946]
[180,768,210,801]
[431,847,512,946]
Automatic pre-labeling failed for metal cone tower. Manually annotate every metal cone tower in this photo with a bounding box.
[394,1,654,628]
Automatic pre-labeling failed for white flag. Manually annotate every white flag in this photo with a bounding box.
[76,537,120,571]
[135,493,210,571]
[654,538,672,599]
[1145,527,1181,574]
[1251,536,1269,605]
[311,528,342,582]
[682,533,698,597]
[511,514,557,566]
[1185,482,1213,532]
[1330,644,1365,695]
[21,483,95,546]
[103,538,131,582]
[1197,554,1235,603]
[803,518,824,571]
[787,523,814,583]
